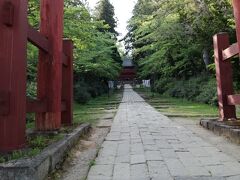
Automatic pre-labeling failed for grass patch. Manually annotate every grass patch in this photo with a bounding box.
[135,88,218,117]
[89,160,96,167]
[0,134,65,163]
[73,90,122,125]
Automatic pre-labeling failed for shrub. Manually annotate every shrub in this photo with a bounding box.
[74,79,109,104]
[153,78,173,94]
[181,77,208,101]
[164,77,206,100]
[74,81,91,104]
[195,79,218,105]
[164,80,184,98]
[153,75,218,106]
[88,81,108,98]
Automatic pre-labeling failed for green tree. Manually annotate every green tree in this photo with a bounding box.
[126,0,235,81]
[95,0,118,35]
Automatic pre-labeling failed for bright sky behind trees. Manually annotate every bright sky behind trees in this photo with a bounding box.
[88,0,136,39]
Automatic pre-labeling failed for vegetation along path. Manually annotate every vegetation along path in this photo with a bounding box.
[86,85,240,180]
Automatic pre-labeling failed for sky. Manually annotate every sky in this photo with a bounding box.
[88,0,136,40]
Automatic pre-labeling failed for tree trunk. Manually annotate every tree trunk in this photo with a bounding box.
[202,48,210,67]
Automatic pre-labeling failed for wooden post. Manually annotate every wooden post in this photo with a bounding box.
[0,0,28,152]
[62,40,73,125]
[233,0,240,51]
[213,33,236,121]
[36,0,64,130]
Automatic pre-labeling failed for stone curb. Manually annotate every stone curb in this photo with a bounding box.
[200,119,240,144]
[0,123,91,180]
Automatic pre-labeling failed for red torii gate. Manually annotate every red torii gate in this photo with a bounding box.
[0,0,73,152]
[214,0,240,121]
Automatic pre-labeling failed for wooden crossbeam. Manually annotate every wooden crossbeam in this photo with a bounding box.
[227,94,240,105]
[27,25,50,53]
[27,99,67,113]
[222,43,239,60]
[28,26,68,66]
[26,99,47,113]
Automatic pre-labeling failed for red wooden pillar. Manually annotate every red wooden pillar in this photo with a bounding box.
[213,33,236,121]
[0,0,28,152]
[233,0,240,50]
[62,40,73,125]
[36,0,64,131]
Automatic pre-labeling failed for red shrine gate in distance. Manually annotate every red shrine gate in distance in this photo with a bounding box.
[214,0,240,121]
[0,0,73,152]
[119,57,136,82]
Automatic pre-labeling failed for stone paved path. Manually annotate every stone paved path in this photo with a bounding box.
[87,85,240,180]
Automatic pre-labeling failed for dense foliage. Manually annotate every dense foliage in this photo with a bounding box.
[27,0,121,103]
[126,0,238,105]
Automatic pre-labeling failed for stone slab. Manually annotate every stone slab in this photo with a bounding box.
[200,119,240,144]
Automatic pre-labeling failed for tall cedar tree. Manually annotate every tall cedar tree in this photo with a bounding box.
[95,0,118,35]
[95,0,122,65]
